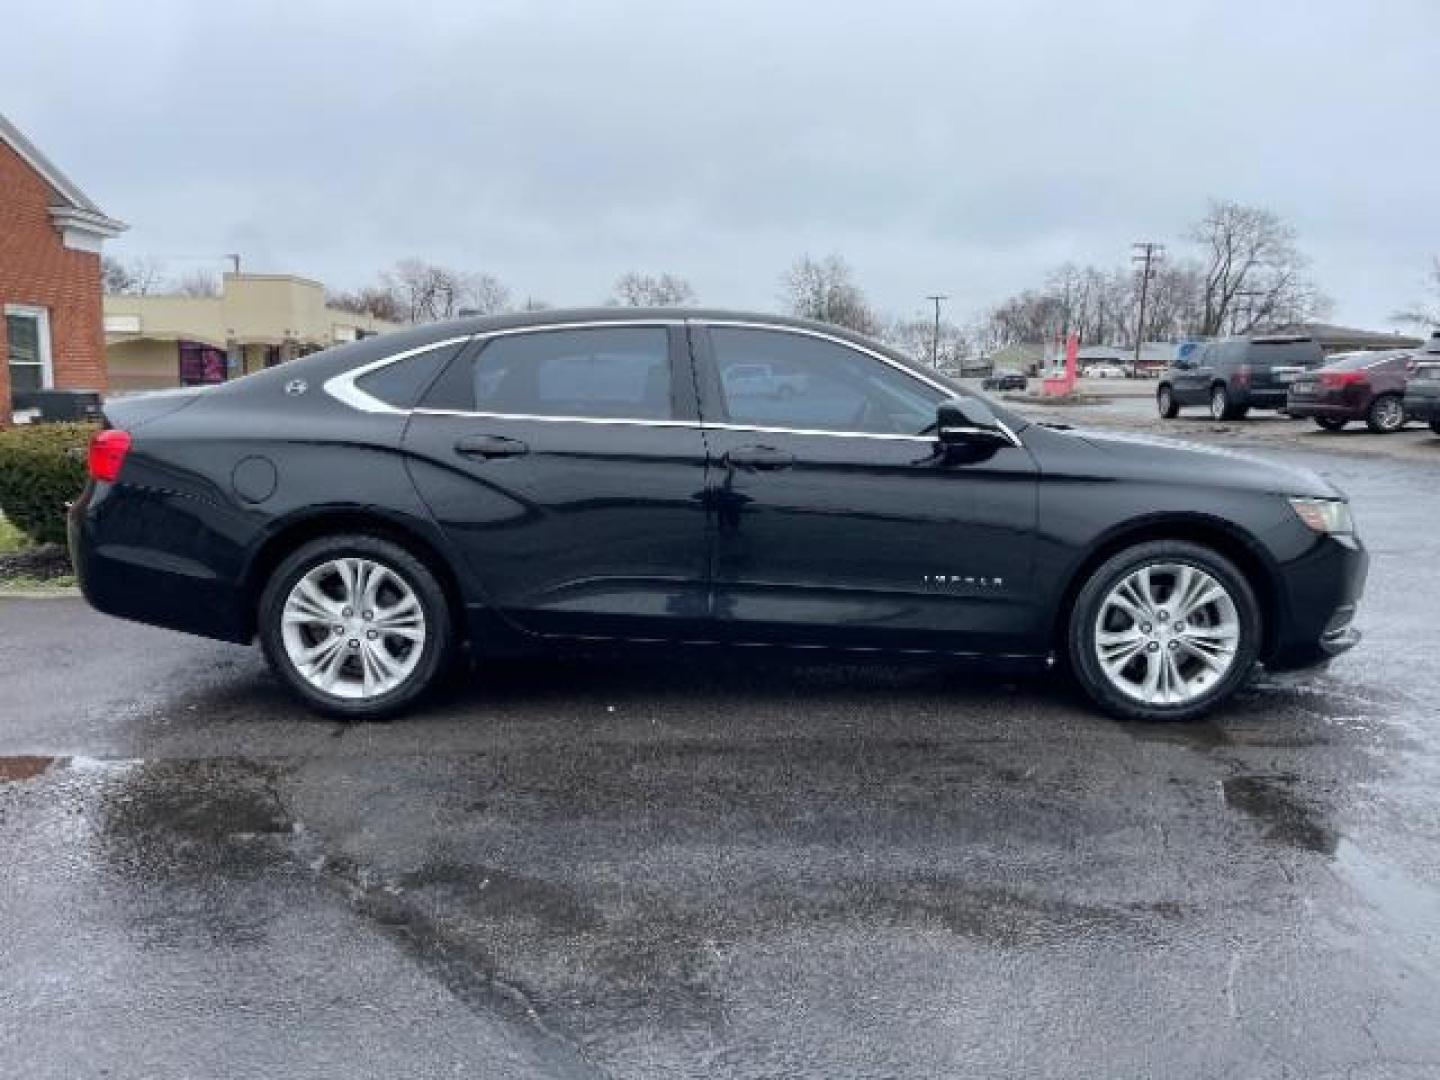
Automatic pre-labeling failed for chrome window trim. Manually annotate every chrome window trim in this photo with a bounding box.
[323,335,474,414]
[324,317,1024,448]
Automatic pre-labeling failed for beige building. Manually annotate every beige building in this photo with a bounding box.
[104,273,399,391]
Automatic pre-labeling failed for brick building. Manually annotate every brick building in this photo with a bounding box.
[1,112,125,422]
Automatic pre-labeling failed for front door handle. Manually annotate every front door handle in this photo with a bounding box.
[455,434,529,460]
[724,445,794,471]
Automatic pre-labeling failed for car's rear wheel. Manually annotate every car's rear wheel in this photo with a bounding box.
[1157,385,1179,418]
[259,534,454,719]
[1431,418,1440,435]
[1068,541,1260,722]
[1366,393,1405,434]
[1209,384,1234,421]
[1313,416,1348,432]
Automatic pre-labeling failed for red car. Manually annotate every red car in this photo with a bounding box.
[1286,350,1413,433]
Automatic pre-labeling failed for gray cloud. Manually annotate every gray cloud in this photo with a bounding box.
[7,0,1436,326]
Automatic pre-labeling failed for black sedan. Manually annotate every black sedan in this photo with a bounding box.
[69,309,1366,722]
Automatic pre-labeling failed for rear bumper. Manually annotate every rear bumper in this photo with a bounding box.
[1285,399,1360,420]
[1265,533,1368,672]
[68,481,254,644]
[1238,388,1288,409]
[1404,396,1440,422]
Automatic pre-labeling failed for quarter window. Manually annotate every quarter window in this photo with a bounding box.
[709,327,940,435]
[425,327,673,420]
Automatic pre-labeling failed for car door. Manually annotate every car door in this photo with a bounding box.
[1172,343,1211,403]
[694,322,1041,655]
[401,322,711,639]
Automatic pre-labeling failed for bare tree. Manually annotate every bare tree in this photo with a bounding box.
[1190,200,1326,336]
[328,286,406,323]
[781,254,877,334]
[610,271,695,307]
[102,255,165,296]
[173,269,221,298]
[882,314,961,370]
[383,259,511,322]
[1392,257,1440,330]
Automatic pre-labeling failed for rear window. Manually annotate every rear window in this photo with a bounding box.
[1324,352,1390,372]
[1250,340,1320,368]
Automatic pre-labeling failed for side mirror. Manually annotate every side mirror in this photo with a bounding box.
[936,397,1012,447]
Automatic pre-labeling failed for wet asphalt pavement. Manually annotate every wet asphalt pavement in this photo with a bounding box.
[3,436,1439,1078]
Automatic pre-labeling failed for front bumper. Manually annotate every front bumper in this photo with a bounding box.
[1264,533,1368,671]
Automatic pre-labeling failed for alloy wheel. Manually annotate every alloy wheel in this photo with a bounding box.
[1092,562,1240,706]
[1210,386,1229,420]
[1372,396,1404,432]
[280,557,427,699]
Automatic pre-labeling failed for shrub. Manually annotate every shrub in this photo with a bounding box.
[0,422,96,546]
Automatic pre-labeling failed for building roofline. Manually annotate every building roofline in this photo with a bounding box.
[0,110,126,234]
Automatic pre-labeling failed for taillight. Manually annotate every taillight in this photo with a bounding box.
[1320,371,1364,389]
[88,429,131,482]
[1234,364,1251,387]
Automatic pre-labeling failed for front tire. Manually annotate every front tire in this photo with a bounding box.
[258,534,454,719]
[1365,393,1405,434]
[1067,541,1261,722]
[1157,385,1180,418]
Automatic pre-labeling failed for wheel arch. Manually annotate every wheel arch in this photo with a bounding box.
[1051,514,1279,662]
[239,508,469,642]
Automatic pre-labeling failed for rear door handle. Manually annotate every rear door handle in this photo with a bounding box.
[724,445,794,471]
[455,434,529,460]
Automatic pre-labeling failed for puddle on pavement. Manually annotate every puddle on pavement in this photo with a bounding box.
[1335,840,1440,938]
[1222,774,1339,854]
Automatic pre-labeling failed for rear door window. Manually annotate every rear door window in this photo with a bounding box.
[422,326,675,420]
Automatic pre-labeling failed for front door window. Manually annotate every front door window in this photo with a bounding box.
[709,326,939,435]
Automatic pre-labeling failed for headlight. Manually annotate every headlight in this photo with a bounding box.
[1288,497,1354,535]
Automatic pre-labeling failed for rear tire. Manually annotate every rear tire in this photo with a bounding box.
[1365,393,1405,434]
[1157,385,1180,418]
[1314,416,1347,432]
[1209,384,1236,421]
[1431,418,1440,436]
[1067,540,1261,723]
[259,534,455,720]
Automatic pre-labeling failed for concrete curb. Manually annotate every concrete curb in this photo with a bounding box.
[0,587,81,600]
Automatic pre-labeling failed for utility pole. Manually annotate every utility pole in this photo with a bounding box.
[926,294,948,370]
[1131,243,1163,376]
[225,253,241,275]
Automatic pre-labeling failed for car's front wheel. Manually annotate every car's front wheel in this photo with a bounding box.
[1067,541,1261,722]
[258,534,454,719]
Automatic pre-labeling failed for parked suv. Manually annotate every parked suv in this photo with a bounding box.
[982,370,1027,391]
[1157,335,1325,420]
[1286,349,1413,433]
[1404,332,1440,435]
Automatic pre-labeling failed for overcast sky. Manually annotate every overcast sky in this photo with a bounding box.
[5,0,1436,328]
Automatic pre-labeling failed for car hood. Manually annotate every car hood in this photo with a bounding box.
[1040,425,1344,499]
